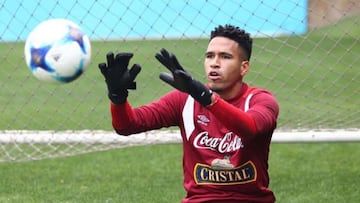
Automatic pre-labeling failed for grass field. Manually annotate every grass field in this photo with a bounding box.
[0,142,359,202]
[0,15,359,130]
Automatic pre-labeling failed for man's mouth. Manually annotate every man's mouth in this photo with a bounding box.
[208,71,221,80]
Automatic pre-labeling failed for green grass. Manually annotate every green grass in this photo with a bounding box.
[270,142,360,203]
[0,15,359,130]
[0,142,359,203]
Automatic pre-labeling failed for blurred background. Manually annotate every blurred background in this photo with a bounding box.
[0,0,359,161]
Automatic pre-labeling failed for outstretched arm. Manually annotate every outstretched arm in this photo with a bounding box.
[109,91,184,136]
[208,91,279,138]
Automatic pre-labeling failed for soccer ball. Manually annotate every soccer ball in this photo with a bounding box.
[24,18,91,83]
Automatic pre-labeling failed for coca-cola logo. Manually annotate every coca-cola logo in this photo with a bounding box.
[193,131,244,153]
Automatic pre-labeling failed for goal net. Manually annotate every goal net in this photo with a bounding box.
[0,0,359,162]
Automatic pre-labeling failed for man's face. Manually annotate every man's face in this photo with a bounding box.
[204,36,249,99]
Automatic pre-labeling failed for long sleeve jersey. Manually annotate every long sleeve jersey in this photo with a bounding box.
[110,82,279,203]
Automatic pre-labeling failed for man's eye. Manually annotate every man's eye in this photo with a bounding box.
[222,55,231,59]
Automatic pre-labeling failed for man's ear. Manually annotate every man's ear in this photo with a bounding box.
[240,60,250,76]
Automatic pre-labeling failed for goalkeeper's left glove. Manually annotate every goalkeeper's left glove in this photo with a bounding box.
[155,48,213,106]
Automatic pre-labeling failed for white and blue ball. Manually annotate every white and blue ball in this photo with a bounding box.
[24,19,91,83]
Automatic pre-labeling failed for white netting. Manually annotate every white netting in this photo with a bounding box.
[1,129,359,162]
[0,0,359,162]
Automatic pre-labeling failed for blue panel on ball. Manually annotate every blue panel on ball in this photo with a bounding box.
[30,45,54,72]
[65,25,87,54]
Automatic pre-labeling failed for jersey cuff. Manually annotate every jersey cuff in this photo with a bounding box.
[110,101,133,130]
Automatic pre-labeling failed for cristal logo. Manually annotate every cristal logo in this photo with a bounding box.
[193,131,244,153]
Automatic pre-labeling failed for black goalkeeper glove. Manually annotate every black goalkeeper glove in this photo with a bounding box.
[98,52,141,105]
[155,48,212,106]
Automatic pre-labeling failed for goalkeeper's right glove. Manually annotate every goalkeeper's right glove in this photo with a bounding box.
[98,52,141,105]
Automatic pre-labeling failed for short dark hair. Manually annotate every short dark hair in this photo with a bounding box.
[210,24,253,60]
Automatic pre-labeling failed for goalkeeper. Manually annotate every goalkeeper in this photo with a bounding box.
[99,24,279,203]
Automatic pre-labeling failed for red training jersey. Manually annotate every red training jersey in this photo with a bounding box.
[111,82,279,203]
